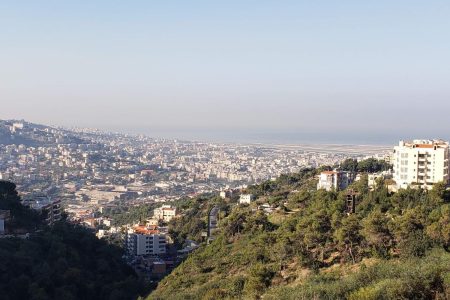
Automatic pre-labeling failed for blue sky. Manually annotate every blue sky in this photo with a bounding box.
[1,1,449,143]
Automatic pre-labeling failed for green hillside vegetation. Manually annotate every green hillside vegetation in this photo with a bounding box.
[148,167,450,300]
[168,194,230,246]
[104,203,159,226]
[339,158,392,173]
[0,181,149,300]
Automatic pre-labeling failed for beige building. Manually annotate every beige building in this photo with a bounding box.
[153,205,177,222]
[317,170,353,191]
[393,139,449,190]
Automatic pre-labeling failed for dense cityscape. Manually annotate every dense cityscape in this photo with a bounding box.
[1,119,449,299]
[0,119,390,216]
[0,119,394,277]
[1,1,449,299]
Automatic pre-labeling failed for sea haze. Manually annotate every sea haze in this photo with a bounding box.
[109,126,441,146]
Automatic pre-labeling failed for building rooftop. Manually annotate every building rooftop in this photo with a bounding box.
[133,225,160,235]
[23,196,61,210]
[399,139,449,149]
[321,171,337,175]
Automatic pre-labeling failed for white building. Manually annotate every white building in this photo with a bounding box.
[368,170,393,191]
[153,205,177,222]
[393,139,449,190]
[126,227,167,256]
[317,170,353,191]
[239,194,255,204]
[10,122,24,133]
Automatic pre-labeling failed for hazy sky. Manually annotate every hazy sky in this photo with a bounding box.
[1,1,449,143]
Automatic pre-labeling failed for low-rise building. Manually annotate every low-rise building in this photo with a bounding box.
[239,194,255,204]
[146,218,159,226]
[153,205,177,222]
[368,171,393,191]
[317,170,353,191]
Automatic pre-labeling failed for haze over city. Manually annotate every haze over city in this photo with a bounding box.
[2,1,450,143]
[1,1,450,299]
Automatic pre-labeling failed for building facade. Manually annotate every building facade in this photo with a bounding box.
[153,205,177,222]
[317,170,353,191]
[126,227,167,256]
[393,139,449,190]
[23,196,62,225]
[239,194,255,204]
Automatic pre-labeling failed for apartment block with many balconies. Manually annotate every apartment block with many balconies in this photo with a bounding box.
[126,225,167,257]
[23,196,62,225]
[393,139,449,190]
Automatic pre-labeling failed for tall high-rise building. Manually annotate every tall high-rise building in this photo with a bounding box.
[393,139,449,190]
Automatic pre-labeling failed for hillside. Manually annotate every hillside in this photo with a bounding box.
[0,181,149,300]
[0,120,87,147]
[148,169,450,299]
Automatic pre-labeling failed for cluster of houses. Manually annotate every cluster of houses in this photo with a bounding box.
[121,204,192,279]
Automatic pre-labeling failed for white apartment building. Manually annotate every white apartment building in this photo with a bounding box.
[126,227,167,256]
[153,205,177,222]
[239,194,255,204]
[393,139,449,190]
[317,170,353,191]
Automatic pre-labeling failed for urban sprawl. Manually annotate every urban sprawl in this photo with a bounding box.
[1,119,448,280]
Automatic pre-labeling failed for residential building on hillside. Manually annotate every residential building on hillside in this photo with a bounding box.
[239,194,255,204]
[153,205,177,222]
[126,226,167,256]
[317,170,354,191]
[23,196,62,225]
[146,218,159,226]
[393,140,449,190]
[368,170,393,191]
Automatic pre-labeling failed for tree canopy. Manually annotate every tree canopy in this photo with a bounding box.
[0,181,149,300]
